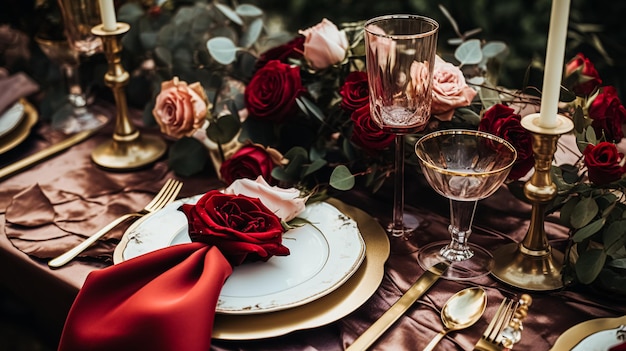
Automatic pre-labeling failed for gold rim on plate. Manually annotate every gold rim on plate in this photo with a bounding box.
[0,99,38,154]
[550,314,626,350]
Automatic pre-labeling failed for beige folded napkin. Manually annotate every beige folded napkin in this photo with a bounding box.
[0,71,39,114]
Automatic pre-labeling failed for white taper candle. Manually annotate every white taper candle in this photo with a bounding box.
[98,0,117,32]
[538,0,571,128]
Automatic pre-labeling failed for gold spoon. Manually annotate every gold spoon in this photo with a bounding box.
[422,287,487,351]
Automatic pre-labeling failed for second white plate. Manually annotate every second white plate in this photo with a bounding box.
[116,196,366,315]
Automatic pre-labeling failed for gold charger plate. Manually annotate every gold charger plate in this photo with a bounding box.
[550,315,626,350]
[0,99,38,154]
[212,198,390,340]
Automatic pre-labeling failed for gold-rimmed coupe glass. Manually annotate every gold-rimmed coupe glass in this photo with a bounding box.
[364,14,439,253]
[415,129,517,280]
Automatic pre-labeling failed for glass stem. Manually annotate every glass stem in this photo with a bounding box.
[62,63,88,109]
[391,134,405,236]
[446,199,477,258]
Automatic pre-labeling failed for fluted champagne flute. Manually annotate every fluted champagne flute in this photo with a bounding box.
[415,130,517,280]
[47,0,108,133]
[364,15,439,253]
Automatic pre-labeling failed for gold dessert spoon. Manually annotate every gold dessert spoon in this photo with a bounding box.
[423,287,487,351]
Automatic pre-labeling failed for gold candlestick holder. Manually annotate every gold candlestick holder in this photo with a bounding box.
[491,113,573,291]
[90,23,166,170]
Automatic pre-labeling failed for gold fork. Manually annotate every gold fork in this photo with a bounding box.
[48,178,183,268]
[473,297,518,351]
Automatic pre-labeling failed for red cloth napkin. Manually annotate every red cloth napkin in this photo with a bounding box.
[57,242,232,351]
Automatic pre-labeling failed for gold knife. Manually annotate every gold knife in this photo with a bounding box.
[346,260,450,351]
[0,127,99,181]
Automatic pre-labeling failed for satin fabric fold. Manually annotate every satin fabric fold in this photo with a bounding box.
[58,242,232,351]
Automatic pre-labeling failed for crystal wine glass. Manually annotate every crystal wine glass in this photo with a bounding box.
[364,14,439,252]
[415,129,517,280]
[39,0,109,134]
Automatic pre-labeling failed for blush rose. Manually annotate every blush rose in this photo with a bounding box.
[583,142,626,185]
[299,19,348,70]
[180,190,289,266]
[244,60,305,123]
[224,176,307,222]
[431,56,476,122]
[153,77,208,139]
[479,104,534,180]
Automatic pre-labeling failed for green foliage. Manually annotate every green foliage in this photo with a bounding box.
[168,136,209,176]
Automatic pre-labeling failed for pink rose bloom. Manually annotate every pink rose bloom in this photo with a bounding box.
[224,176,307,222]
[299,19,348,70]
[153,77,208,139]
[407,60,432,110]
[431,56,477,121]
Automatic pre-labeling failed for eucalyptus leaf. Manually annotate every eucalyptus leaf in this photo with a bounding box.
[482,41,507,58]
[206,114,241,144]
[572,218,606,242]
[570,196,599,229]
[207,37,238,65]
[559,196,579,227]
[297,96,326,123]
[575,248,606,284]
[240,18,264,48]
[303,159,327,177]
[117,2,145,24]
[168,137,208,176]
[271,167,290,182]
[603,220,626,255]
[608,258,626,269]
[330,165,355,191]
[215,3,243,26]
[454,39,482,66]
[236,4,263,17]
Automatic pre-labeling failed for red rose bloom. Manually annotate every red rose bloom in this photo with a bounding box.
[583,142,626,185]
[340,71,369,112]
[564,53,602,96]
[588,86,626,143]
[350,104,395,152]
[181,190,289,266]
[255,36,305,71]
[245,60,305,123]
[220,144,277,185]
[479,104,534,180]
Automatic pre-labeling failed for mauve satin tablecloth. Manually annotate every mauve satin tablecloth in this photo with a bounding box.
[1,102,625,350]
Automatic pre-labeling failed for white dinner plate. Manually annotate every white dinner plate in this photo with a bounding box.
[551,315,626,350]
[115,195,366,315]
[0,101,25,138]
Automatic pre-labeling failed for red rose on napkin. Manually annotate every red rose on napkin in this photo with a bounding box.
[340,71,369,112]
[181,190,290,266]
[350,104,395,152]
[479,104,534,180]
[220,143,284,185]
[583,142,626,185]
[244,59,305,122]
[588,86,626,143]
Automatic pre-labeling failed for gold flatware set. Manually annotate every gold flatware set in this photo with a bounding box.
[48,178,183,268]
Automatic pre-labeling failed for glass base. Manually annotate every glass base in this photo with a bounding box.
[51,103,108,134]
[380,207,423,254]
[417,240,494,280]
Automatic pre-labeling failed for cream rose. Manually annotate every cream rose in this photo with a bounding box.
[299,18,349,70]
[224,176,307,222]
[153,77,209,139]
[430,55,477,121]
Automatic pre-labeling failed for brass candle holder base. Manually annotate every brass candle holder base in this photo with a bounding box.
[90,23,166,170]
[491,113,573,291]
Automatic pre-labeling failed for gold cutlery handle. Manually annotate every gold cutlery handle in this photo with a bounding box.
[48,213,137,268]
[346,261,449,351]
[0,129,96,181]
[423,330,447,351]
